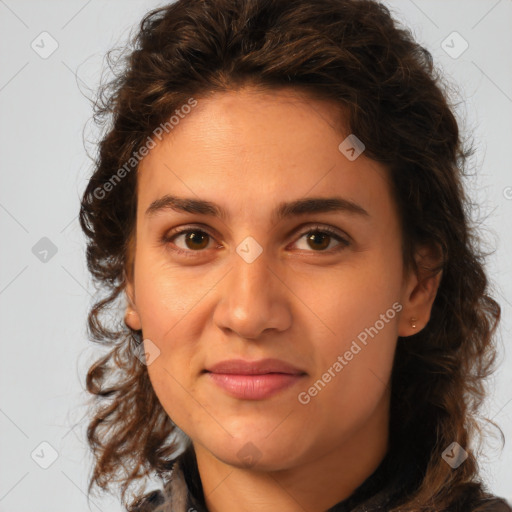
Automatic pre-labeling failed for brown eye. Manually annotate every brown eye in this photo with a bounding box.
[181,231,210,250]
[162,227,216,257]
[293,226,351,253]
[305,232,331,251]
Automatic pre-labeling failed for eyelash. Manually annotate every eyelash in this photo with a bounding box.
[161,224,351,258]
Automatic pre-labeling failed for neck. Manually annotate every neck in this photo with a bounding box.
[193,392,390,512]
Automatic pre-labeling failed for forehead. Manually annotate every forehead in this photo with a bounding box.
[136,87,394,224]
[152,86,349,157]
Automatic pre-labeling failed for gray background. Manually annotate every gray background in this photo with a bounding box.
[0,0,511,510]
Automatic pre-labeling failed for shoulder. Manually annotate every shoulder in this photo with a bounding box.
[127,489,166,512]
[127,461,189,512]
[126,468,175,512]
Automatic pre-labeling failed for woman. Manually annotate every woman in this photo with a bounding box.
[79,0,511,510]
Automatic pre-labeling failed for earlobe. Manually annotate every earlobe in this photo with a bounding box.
[398,243,444,337]
[125,307,142,331]
[124,281,142,331]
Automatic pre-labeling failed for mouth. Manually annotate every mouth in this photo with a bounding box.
[204,372,306,400]
[203,358,307,400]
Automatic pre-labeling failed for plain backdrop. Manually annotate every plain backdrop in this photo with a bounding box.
[0,0,511,510]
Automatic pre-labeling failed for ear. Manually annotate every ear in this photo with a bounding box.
[124,281,142,331]
[124,278,142,331]
[124,236,142,331]
[398,242,443,337]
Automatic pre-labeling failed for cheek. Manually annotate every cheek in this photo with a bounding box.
[302,310,398,440]
[133,249,209,380]
[145,359,203,435]
[297,253,401,406]
[133,247,196,334]
[301,249,402,341]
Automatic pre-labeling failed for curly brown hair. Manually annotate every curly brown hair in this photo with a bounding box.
[79,0,505,510]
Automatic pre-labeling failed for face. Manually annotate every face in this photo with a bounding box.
[125,86,440,471]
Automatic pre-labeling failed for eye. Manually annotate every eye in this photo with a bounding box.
[161,226,217,257]
[161,223,351,257]
[292,224,351,253]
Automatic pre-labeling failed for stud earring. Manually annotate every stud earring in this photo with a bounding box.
[410,317,417,329]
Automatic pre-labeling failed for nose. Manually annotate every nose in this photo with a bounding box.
[212,249,292,340]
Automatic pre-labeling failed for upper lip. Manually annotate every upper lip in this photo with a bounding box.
[205,358,306,375]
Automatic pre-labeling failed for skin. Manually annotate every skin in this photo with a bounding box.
[124,86,442,512]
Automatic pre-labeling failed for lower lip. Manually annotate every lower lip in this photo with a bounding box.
[206,372,305,400]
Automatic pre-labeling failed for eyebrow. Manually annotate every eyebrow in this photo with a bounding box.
[145,194,370,222]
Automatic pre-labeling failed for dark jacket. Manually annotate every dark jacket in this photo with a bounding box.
[130,444,512,512]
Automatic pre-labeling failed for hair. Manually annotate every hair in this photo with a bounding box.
[79,0,505,510]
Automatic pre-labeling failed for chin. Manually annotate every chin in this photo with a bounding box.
[207,436,303,472]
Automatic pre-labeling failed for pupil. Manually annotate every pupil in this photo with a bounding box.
[309,232,329,250]
[187,232,208,250]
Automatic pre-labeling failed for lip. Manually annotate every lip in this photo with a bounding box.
[205,358,305,375]
[204,358,307,400]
